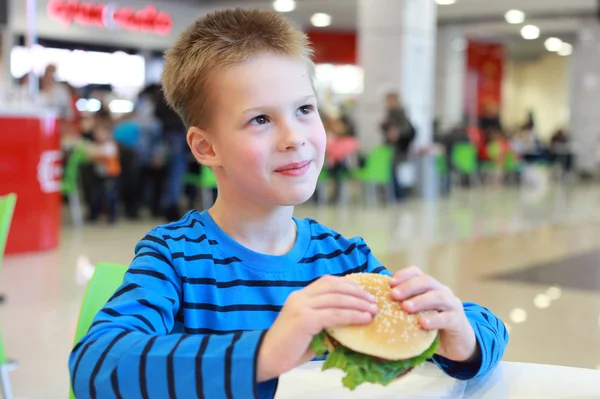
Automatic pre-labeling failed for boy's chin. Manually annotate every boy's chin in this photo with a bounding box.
[276,187,317,206]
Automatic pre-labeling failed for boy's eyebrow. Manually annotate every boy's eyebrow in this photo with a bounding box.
[242,94,317,114]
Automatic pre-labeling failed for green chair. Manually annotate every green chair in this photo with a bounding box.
[184,165,218,210]
[0,193,17,399]
[69,263,127,399]
[62,145,89,227]
[351,145,395,205]
[451,143,478,185]
[435,153,449,177]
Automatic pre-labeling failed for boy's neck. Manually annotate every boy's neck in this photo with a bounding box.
[208,193,297,256]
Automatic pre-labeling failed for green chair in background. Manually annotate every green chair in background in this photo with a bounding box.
[184,165,218,210]
[0,193,17,399]
[69,263,127,399]
[451,143,479,186]
[351,145,395,205]
[62,146,89,227]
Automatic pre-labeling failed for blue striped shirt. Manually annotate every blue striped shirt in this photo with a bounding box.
[69,210,508,399]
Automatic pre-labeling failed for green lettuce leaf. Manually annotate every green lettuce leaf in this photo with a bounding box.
[309,331,329,358]
[311,332,440,391]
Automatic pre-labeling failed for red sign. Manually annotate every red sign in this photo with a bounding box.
[306,30,357,65]
[466,41,505,120]
[0,114,61,254]
[47,0,173,35]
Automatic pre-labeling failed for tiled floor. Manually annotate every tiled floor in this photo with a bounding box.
[3,184,600,398]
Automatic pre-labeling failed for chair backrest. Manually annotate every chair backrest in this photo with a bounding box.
[72,263,127,345]
[200,165,218,188]
[70,263,127,399]
[435,154,449,176]
[0,193,17,271]
[504,151,520,172]
[184,166,218,189]
[451,143,478,174]
[487,141,502,162]
[362,145,394,183]
[62,146,88,195]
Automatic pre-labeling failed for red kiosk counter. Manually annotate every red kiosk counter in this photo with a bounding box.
[0,108,61,254]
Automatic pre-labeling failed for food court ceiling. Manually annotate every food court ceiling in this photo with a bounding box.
[170,0,597,30]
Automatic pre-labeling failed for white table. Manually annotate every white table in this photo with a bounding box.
[276,361,600,398]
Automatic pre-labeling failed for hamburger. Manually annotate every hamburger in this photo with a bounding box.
[309,273,440,390]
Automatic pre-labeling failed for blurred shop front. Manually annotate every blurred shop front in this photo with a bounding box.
[0,0,206,255]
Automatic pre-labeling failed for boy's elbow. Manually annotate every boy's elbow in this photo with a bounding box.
[69,343,90,399]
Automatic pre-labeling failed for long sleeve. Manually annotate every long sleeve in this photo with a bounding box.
[432,303,508,380]
[358,240,508,380]
[68,230,268,399]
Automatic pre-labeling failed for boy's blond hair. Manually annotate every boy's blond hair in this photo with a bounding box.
[161,8,314,129]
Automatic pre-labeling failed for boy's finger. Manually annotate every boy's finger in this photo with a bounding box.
[308,275,375,302]
[419,311,454,330]
[319,309,373,328]
[389,266,423,286]
[311,294,378,314]
[401,290,459,314]
[391,274,446,302]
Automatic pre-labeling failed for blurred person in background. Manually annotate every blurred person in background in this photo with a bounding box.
[82,117,121,224]
[520,120,545,164]
[325,114,360,203]
[136,84,167,218]
[39,64,72,137]
[63,83,83,140]
[437,117,471,193]
[113,111,142,219]
[550,128,573,176]
[155,87,188,221]
[381,92,415,202]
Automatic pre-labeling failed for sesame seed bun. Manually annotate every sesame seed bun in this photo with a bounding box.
[325,273,438,361]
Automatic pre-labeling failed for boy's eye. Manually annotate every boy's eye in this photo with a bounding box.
[250,115,270,126]
[297,104,315,116]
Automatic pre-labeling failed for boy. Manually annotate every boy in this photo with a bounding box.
[69,9,508,399]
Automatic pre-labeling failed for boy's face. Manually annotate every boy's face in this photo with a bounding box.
[198,52,326,207]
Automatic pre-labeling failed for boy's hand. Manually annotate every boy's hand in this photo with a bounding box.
[390,266,480,364]
[257,275,378,382]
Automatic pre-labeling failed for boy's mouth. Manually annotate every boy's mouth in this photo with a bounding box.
[274,160,311,176]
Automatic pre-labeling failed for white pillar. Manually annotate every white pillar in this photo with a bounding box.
[569,18,600,174]
[435,25,466,133]
[0,0,14,87]
[357,0,437,150]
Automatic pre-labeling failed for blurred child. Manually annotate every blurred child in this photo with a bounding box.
[325,115,359,203]
[487,129,512,185]
[83,117,121,223]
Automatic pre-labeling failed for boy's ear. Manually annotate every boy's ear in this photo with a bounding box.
[187,127,221,167]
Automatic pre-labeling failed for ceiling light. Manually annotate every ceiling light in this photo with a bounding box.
[505,9,525,24]
[435,0,456,4]
[545,37,563,52]
[558,42,573,56]
[273,0,295,13]
[521,25,540,40]
[311,13,331,27]
[533,294,551,309]
[509,308,527,324]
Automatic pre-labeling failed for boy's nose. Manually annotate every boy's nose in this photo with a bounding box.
[279,123,306,151]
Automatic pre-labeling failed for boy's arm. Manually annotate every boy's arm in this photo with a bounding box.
[69,230,269,399]
[358,239,508,380]
[430,303,508,380]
